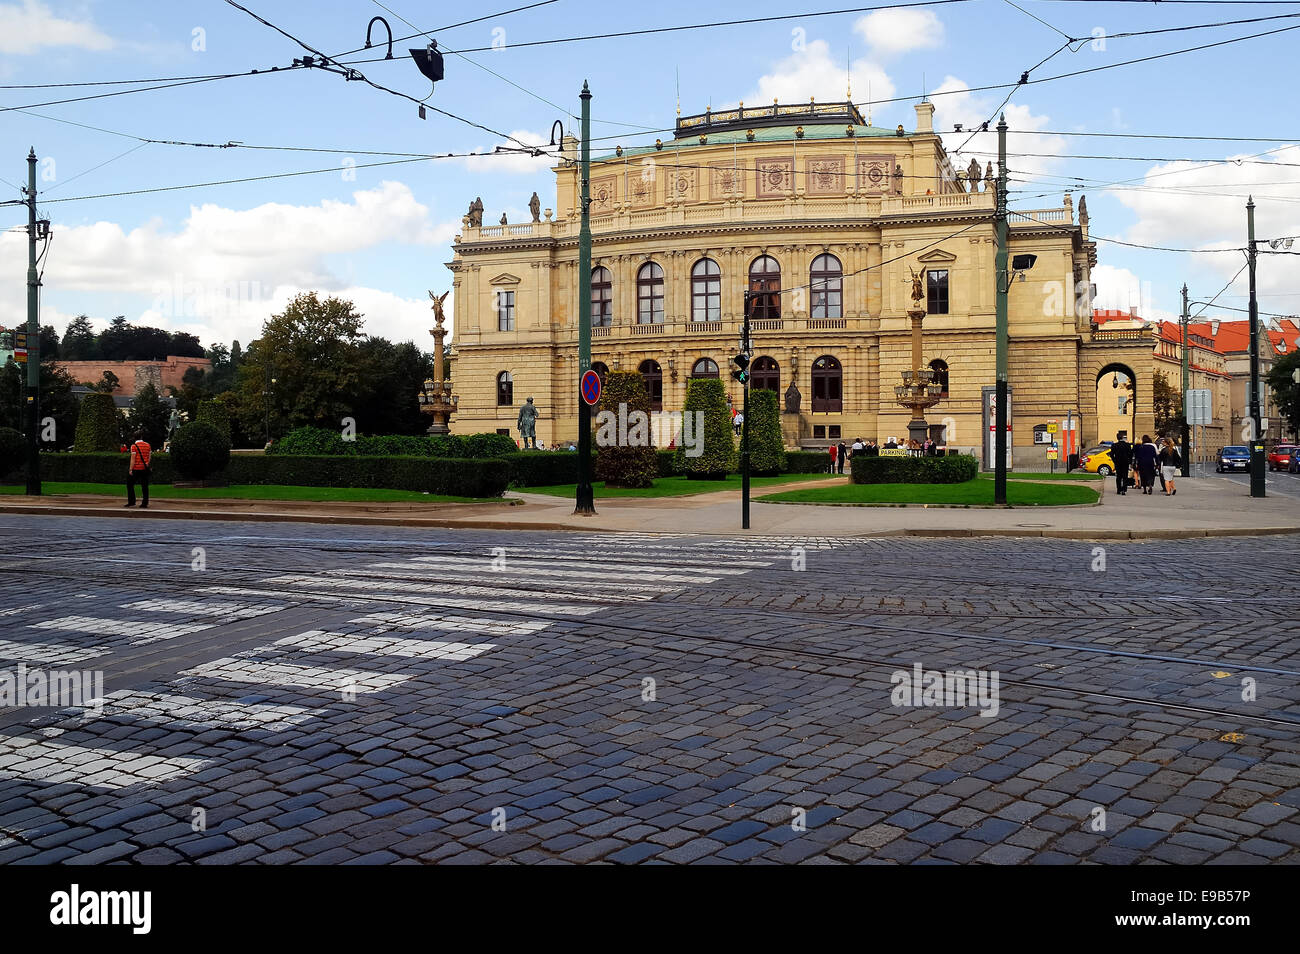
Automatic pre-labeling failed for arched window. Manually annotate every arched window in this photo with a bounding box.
[811,355,842,412]
[928,359,949,398]
[639,359,663,411]
[637,262,664,324]
[810,253,842,319]
[691,358,719,379]
[591,266,613,326]
[691,258,721,322]
[751,356,780,393]
[748,255,781,320]
[496,371,513,406]
[590,361,608,386]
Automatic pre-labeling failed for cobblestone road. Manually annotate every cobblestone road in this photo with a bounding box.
[1,515,1298,864]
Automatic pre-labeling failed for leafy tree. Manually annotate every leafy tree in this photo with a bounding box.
[0,359,78,450]
[126,382,171,447]
[196,399,232,448]
[0,426,23,479]
[98,316,132,360]
[235,293,367,439]
[169,331,206,358]
[354,337,437,435]
[1267,349,1300,439]
[594,371,657,488]
[61,315,97,360]
[1152,370,1183,436]
[93,370,120,394]
[678,377,736,478]
[38,325,59,361]
[747,388,787,475]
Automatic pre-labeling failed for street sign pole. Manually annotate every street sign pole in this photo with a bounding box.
[24,149,41,496]
[574,82,595,515]
[993,115,1009,505]
[1180,283,1191,478]
[1247,197,1265,498]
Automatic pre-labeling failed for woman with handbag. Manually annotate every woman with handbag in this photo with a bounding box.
[126,431,152,509]
[1159,439,1181,496]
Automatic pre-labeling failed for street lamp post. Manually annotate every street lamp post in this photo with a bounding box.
[575,82,596,515]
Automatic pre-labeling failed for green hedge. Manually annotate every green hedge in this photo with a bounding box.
[656,449,683,477]
[0,427,24,481]
[851,453,979,484]
[171,421,231,480]
[73,392,121,452]
[677,378,735,479]
[747,389,787,476]
[269,426,518,459]
[39,452,507,497]
[784,451,832,474]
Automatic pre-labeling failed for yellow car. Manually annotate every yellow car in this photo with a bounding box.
[1079,444,1117,476]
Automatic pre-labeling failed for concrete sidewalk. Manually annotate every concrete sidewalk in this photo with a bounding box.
[3,473,1300,539]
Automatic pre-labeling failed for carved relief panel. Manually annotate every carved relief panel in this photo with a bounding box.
[855,155,895,193]
[756,158,793,198]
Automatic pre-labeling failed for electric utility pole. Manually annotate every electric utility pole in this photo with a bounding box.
[993,115,1009,505]
[1247,197,1265,498]
[24,149,41,496]
[1180,283,1190,478]
[574,81,595,515]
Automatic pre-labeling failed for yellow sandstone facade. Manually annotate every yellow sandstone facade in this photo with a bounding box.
[447,100,1157,464]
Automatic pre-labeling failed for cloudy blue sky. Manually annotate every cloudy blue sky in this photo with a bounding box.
[1,0,1297,350]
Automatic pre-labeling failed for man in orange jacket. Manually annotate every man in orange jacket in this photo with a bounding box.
[125,432,151,508]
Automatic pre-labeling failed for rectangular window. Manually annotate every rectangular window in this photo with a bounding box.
[496,428,509,436]
[926,270,949,315]
[813,425,826,439]
[828,425,841,439]
[497,290,515,331]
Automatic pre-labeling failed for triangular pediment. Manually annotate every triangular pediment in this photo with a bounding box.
[917,249,957,264]
[489,272,522,285]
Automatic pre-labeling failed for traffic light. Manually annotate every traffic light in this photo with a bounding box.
[731,353,749,385]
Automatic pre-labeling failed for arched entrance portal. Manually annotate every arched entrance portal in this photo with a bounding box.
[1096,364,1137,444]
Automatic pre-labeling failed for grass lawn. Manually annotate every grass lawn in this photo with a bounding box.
[520,472,841,498]
[0,482,503,503]
[976,472,1101,482]
[759,479,1099,506]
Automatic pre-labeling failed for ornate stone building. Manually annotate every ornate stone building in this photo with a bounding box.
[447,100,1156,463]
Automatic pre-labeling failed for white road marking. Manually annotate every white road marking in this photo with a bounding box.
[29,616,212,644]
[180,659,413,693]
[0,639,108,665]
[274,630,496,662]
[350,613,550,636]
[121,598,284,619]
[77,690,315,730]
[0,738,203,789]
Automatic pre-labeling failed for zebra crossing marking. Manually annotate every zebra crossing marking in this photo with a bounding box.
[273,630,496,663]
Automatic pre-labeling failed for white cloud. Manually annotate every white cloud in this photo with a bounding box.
[1090,264,1176,321]
[1113,145,1300,308]
[460,129,556,175]
[854,9,945,57]
[930,76,1068,182]
[0,181,461,347]
[741,39,895,111]
[0,0,112,54]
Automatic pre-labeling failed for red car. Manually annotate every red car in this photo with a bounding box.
[1268,445,1298,471]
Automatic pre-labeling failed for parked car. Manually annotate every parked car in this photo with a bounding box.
[1080,445,1116,476]
[1267,444,1298,471]
[1216,446,1251,472]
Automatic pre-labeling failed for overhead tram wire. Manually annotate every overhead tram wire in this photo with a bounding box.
[33,151,559,205]
[0,0,562,95]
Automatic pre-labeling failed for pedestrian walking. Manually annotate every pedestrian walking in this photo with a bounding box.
[1134,435,1159,495]
[733,411,744,436]
[836,440,847,474]
[1109,433,1133,495]
[125,431,152,509]
[828,442,838,473]
[1159,439,1181,496]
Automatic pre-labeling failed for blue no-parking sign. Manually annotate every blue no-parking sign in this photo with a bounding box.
[581,369,602,406]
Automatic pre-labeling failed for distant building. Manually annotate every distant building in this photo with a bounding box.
[54,355,211,396]
[449,99,1164,466]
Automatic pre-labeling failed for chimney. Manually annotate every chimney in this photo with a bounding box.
[914,101,934,134]
[1211,319,1220,335]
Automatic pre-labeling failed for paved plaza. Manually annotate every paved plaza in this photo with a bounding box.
[0,515,1298,864]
